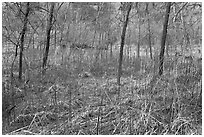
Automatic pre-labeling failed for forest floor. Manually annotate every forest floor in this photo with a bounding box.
[2,60,202,135]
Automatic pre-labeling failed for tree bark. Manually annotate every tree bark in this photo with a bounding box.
[19,2,30,80]
[42,2,55,71]
[158,2,171,76]
[117,3,132,85]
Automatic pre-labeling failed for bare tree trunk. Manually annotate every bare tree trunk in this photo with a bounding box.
[117,3,132,85]
[146,3,153,60]
[93,4,101,67]
[137,13,141,58]
[159,2,171,76]
[19,2,30,80]
[42,2,55,72]
[54,20,57,48]
[174,4,180,52]
[147,18,153,59]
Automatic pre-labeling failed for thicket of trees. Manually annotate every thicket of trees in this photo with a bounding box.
[2,2,202,135]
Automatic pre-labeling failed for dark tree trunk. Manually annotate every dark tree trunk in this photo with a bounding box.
[19,2,30,80]
[158,2,171,76]
[42,3,55,71]
[117,3,132,85]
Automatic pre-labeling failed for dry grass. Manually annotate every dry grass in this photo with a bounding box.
[2,61,202,135]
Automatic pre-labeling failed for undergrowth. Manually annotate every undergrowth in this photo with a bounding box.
[2,61,202,135]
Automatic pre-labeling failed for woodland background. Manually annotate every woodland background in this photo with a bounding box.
[2,2,202,135]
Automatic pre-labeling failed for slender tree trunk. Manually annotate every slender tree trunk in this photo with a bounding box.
[146,3,153,60]
[19,2,30,80]
[148,18,153,59]
[54,21,57,48]
[158,2,171,76]
[42,2,55,71]
[93,5,101,67]
[117,3,132,85]
[137,13,141,58]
